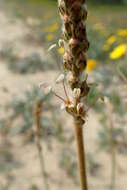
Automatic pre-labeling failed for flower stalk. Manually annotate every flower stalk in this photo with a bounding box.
[34,101,50,190]
[58,0,90,190]
[74,118,88,190]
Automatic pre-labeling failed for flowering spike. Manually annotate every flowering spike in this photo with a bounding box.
[58,0,90,190]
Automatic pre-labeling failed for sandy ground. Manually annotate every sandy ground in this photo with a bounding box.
[0,5,127,190]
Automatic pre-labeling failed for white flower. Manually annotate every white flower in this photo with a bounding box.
[61,98,74,110]
[56,74,65,84]
[39,82,52,95]
[73,88,81,99]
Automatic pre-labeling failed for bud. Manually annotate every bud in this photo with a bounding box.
[77,103,86,117]
[73,88,81,99]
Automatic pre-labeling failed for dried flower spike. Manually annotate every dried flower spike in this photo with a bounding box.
[58,0,90,190]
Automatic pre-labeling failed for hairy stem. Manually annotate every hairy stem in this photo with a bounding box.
[74,118,88,190]
[34,101,50,190]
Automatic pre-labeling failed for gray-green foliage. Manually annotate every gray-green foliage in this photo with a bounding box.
[93,64,127,155]
[0,86,64,147]
[3,86,51,134]
[8,53,50,74]
[0,46,55,74]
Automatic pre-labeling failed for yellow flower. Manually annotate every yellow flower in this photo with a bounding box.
[86,59,97,73]
[44,23,59,33]
[117,29,127,37]
[107,35,116,45]
[58,47,64,55]
[109,44,126,60]
[45,34,54,42]
[103,35,116,51]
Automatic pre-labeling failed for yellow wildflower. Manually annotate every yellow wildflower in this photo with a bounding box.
[109,44,126,60]
[45,34,54,42]
[107,35,116,45]
[117,29,127,37]
[44,23,59,33]
[58,47,64,55]
[86,59,97,73]
[103,35,116,51]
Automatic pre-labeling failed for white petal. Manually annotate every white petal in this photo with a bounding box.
[60,103,66,110]
[56,74,65,84]
[39,82,52,94]
[48,44,56,52]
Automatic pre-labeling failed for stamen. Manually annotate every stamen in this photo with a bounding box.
[63,81,69,100]
[52,91,65,102]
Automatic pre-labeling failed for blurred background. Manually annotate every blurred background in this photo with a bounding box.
[0,0,127,190]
